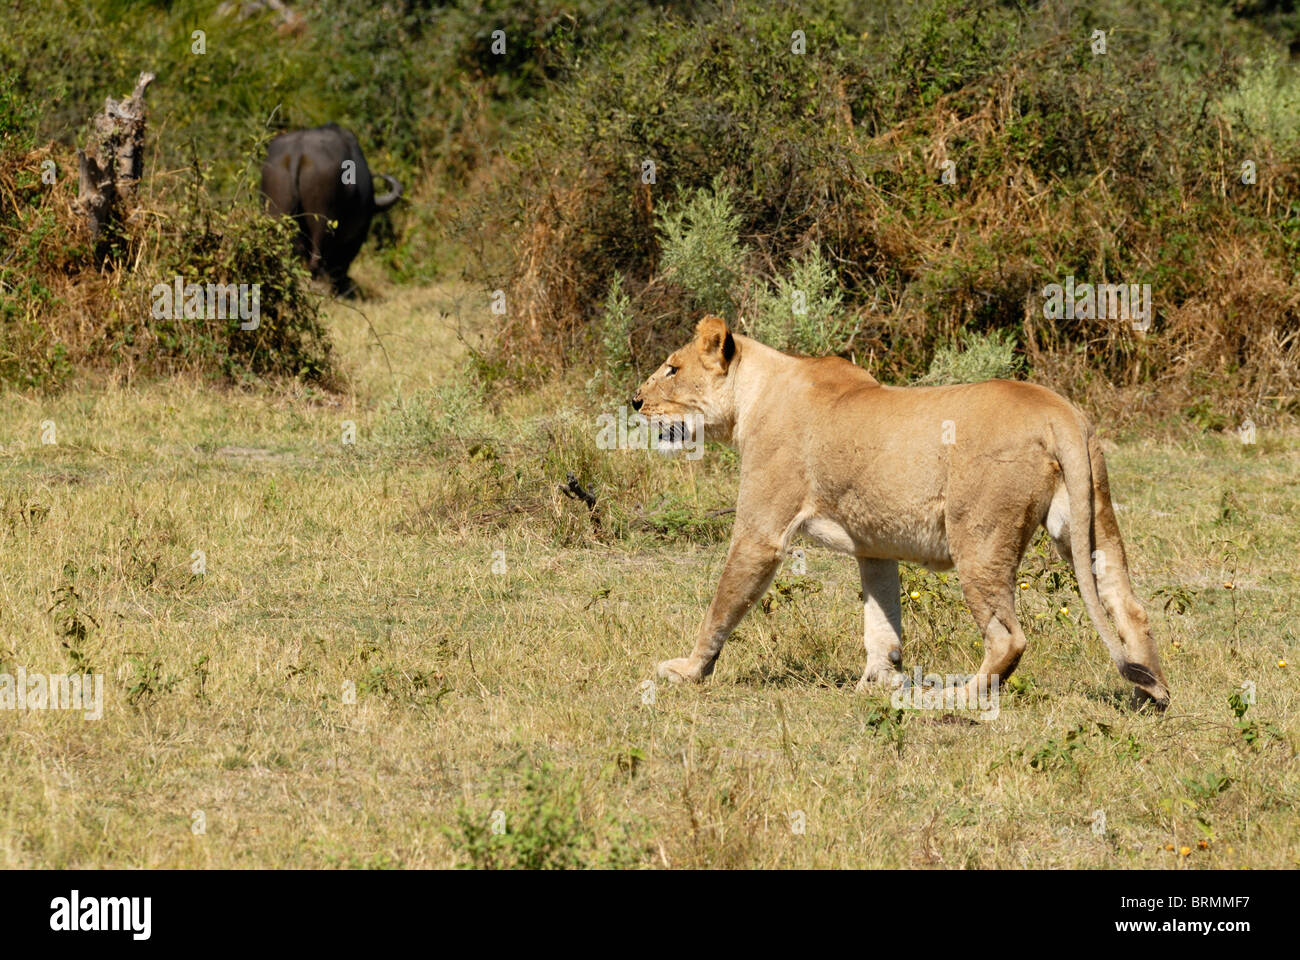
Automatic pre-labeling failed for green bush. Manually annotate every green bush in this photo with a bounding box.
[1218,52,1300,151]
[650,179,850,356]
[655,177,747,318]
[751,247,846,355]
[0,74,38,151]
[598,274,634,376]
[447,763,642,869]
[134,153,334,384]
[916,330,1024,385]
[5,0,1300,414]
[372,364,488,451]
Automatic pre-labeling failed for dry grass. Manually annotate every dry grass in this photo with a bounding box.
[0,278,1295,868]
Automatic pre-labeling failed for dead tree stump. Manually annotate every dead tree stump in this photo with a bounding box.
[75,71,155,253]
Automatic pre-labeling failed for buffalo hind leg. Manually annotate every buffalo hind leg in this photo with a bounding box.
[303,212,329,280]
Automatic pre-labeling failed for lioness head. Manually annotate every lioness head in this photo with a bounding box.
[632,315,737,446]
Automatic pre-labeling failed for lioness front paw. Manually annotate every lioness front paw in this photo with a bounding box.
[656,657,703,684]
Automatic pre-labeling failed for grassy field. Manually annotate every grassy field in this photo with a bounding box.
[0,277,1296,869]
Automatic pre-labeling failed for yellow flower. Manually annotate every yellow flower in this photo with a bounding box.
[1171,640,1183,650]
[1279,659,1288,668]
[1179,846,1191,857]
[1059,606,1069,615]
[909,591,920,600]
[1224,582,1235,590]
[1019,582,1029,590]
[1165,844,1175,852]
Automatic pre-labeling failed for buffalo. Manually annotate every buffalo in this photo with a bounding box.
[260,124,402,293]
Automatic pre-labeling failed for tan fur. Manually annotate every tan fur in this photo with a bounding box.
[632,315,1170,708]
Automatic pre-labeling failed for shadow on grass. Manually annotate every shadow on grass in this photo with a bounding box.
[731,663,860,689]
[1081,685,1137,711]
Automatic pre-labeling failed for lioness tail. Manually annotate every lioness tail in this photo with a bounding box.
[1056,411,1125,668]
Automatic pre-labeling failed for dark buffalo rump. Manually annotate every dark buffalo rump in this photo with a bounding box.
[260,124,402,293]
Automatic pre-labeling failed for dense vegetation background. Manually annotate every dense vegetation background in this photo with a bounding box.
[2,0,1299,424]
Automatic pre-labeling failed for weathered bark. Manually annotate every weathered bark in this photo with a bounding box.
[75,71,155,252]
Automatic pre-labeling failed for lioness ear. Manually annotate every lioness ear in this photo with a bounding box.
[696,314,735,372]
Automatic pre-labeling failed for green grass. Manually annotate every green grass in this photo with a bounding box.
[0,278,1295,868]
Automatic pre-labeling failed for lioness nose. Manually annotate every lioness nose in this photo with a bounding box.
[631,395,643,411]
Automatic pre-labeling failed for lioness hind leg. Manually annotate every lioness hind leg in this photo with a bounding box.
[944,502,1034,707]
[855,557,906,691]
[957,581,1027,706]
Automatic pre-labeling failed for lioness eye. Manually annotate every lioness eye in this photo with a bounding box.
[666,365,678,377]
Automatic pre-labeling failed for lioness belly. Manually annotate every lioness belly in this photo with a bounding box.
[796,512,953,569]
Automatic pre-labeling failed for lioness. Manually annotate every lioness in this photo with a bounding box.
[632,315,1170,709]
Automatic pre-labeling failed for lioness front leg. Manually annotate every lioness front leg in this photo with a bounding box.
[657,535,783,683]
[856,557,906,691]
